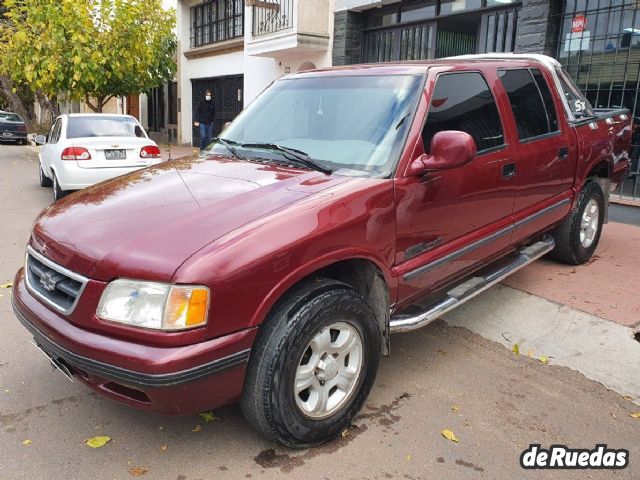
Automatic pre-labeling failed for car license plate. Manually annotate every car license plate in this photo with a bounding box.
[105,149,126,160]
[29,340,74,382]
[2,131,13,137]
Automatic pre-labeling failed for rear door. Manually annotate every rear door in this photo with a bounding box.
[497,67,576,244]
[394,67,517,304]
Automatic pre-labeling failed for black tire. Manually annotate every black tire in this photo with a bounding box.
[20,139,28,145]
[241,278,380,448]
[550,179,605,265]
[39,163,53,187]
[52,173,66,201]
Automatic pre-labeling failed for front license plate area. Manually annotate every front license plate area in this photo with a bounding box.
[105,149,126,160]
[30,340,74,382]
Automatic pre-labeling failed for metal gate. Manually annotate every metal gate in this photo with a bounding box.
[551,0,640,201]
[191,75,244,146]
[363,22,436,63]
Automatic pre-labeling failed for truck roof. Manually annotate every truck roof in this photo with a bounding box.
[292,53,560,78]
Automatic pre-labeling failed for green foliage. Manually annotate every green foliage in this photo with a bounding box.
[0,0,176,111]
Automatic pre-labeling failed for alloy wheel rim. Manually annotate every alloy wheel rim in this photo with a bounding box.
[294,321,364,419]
[579,198,599,248]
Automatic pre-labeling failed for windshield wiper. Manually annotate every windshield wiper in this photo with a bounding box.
[211,137,243,159]
[240,142,333,175]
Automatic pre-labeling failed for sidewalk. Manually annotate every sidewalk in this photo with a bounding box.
[503,221,640,328]
[157,143,198,162]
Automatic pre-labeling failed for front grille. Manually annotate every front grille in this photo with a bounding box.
[25,247,88,314]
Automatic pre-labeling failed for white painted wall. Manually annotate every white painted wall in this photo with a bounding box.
[177,0,335,145]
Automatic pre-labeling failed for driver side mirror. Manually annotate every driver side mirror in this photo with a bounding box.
[409,130,476,176]
[35,134,47,145]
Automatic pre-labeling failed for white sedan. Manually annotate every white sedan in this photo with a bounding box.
[36,114,163,200]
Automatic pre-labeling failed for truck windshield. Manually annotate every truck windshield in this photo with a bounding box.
[213,75,423,176]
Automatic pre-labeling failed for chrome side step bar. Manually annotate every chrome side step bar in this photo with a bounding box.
[389,237,555,333]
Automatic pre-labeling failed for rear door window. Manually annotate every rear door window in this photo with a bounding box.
[499,68,558,141]
[422,72,504,154]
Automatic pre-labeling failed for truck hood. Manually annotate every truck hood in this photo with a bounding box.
[30,155,352,281]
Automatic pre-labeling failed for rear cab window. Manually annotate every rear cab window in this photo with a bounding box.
[556,68,595,120]
[498,68,559,141]
[422,71,504,154]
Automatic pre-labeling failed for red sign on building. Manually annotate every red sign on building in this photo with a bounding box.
[572,14,587,33]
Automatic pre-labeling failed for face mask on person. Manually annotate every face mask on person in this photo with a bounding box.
[205,95,212,101]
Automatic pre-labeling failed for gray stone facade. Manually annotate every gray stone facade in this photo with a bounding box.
[332,10,365,66]
[332,0,565,65]
[514,0,563,56]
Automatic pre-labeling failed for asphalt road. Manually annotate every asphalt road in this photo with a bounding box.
[1,143,639,480]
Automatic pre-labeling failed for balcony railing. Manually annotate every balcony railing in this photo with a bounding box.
[250,0,294,37]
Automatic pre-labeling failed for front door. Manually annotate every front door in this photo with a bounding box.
[394,68,517,305]
[192,75,244,146]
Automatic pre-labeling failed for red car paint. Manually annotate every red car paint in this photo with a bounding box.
[13,58,631,415]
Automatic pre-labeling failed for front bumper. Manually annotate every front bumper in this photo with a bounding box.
[12,269,257,414]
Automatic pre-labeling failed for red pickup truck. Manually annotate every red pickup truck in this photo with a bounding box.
[12,54,631,448]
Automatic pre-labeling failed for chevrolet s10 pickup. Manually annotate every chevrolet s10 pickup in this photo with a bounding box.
[12,54,631,448]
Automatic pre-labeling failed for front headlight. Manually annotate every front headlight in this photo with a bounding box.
[97,279,210,331]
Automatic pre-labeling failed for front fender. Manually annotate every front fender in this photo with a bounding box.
[173,178,397,340]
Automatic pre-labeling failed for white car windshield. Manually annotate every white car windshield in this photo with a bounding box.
[211,74,423,176]
[67,116,144,139]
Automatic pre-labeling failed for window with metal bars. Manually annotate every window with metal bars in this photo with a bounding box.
[551,0,640,200]
[190,0,244,48]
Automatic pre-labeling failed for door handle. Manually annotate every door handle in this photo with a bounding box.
[558,146,569,160]
[502,162,516,179]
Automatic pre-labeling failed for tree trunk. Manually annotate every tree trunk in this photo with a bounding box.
[35,91,59,124]
[0,74,32,125]
[96,95,105,113]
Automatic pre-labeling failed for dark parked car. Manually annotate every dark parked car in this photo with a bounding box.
[0,110,28,145]
[12,54,632,448]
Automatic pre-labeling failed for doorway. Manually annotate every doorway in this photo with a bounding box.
[191,75,244,147]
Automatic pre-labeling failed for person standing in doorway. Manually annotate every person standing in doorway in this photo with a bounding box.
[194,89,216,150]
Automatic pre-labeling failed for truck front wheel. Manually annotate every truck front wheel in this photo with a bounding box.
[551,179,605,265]
[241,278,380,448]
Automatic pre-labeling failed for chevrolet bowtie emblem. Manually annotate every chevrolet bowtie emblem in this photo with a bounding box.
[39,271,59,292]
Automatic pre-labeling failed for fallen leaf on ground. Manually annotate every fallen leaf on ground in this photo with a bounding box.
[512,344,519,355]
[629,412,640,419]
[539,355,549,364]
[341,429,349,438]
[405,455,412,461]
[0,283,12,289]
[527,349,534,358]
[198,411,217,423]
[451,405,460,413]
[441,429,459,443]
[129,467,148,477]
[192,424,202,432]
[623,396,634,401]
[160,445,168,451]
[22,439,32,446]
[85,436,111,448]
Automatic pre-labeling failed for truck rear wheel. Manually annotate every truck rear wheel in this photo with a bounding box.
[550,179,605,265]
[241,278,380,448]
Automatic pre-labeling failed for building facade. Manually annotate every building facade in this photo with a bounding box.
[332,0,639,199]
[176,0,334,146]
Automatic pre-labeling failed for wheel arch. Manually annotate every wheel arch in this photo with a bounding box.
[250,254,392,356]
